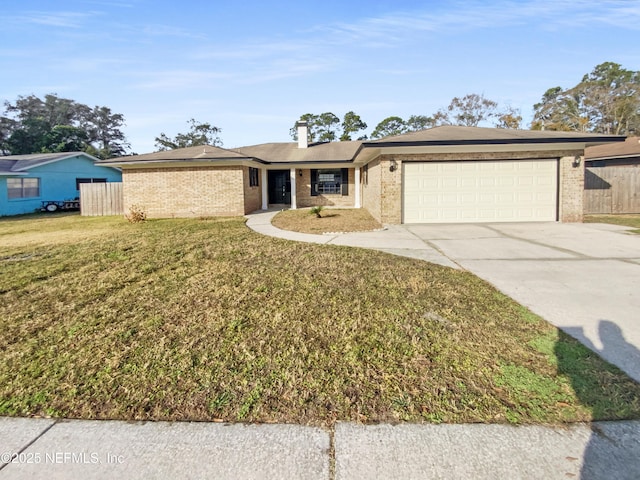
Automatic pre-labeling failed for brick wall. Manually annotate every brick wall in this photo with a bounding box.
[296,168,356,208]
[559,155,584,222]
[373,149,584,224]
[122,166,247,218]
[379,157,403,224]
[243,166,262,214]
[361,159,382,222]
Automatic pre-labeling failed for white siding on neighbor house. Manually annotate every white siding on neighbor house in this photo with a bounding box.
[402,159,558,223]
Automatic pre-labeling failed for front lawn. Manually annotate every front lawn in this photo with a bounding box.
[1,214,639,426]
[585,214,640,233]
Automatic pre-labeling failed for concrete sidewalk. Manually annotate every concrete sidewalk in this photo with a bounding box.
[2,417,640,479]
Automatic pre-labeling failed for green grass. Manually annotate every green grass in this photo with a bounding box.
[585,214,640,233]
[1,213,639,426]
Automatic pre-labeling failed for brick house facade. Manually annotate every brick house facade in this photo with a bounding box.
[100,126,622,223]
[121,165,262,218]
[362,150,587,224]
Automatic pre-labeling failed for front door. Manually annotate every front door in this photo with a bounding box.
[268,170,291,204]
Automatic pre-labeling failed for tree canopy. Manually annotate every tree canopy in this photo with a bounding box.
[370,94,522,139]
[1,94,129,158]
[290,112,368,143]
[532,62,639,135]
[442,93,498,127]
[154,119,222,151]
[340,111,368,141]
[370,116,408,139]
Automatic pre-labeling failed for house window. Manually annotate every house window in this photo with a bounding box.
[76,178,107,190]
[7,177,40,199]
[311,168,349,196]
[363,164,368,186]
[249,167,259,187]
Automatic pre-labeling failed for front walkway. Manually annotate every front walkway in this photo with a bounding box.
[245,210,460,269]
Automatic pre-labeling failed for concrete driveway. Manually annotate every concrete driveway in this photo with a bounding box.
[404,222,640,383]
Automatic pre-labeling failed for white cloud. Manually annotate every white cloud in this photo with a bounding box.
[192,41,306,61]
[84,1,135,7]
[131,70,235,90]
[138,24,208,40]
[8,11,101,29]
[317,0,640,46]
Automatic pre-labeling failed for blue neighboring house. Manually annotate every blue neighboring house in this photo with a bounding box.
[0,152,121,216]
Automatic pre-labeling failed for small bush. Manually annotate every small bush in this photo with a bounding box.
[310,206,324,218]
[126,205,147,223]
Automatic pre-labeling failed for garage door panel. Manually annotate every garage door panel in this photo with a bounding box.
[403,160,558,223]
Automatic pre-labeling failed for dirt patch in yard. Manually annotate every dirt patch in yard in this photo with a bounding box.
[272,208,382,234]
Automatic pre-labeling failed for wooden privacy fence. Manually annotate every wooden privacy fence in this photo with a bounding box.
[80,182,124,216]
[584,166,640,214]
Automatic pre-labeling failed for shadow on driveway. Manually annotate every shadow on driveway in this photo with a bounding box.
[558,320,640,479]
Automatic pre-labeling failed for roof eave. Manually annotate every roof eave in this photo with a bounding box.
[586,153,640,161]
[268,160,354,166]
[99,156,264,167]
[364,136,626,148]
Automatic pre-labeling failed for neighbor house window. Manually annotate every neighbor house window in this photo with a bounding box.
[249,167,259,187]
[7,177,40,199]
[76,178,106,190]
[310,168,349,196]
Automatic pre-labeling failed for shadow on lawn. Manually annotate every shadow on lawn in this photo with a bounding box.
[557,320,640,479]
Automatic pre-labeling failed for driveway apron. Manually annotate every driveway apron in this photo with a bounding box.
[407,222,640,383]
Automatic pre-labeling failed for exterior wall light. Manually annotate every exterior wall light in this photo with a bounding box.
[572,155,582,167]
[389,159,398,172]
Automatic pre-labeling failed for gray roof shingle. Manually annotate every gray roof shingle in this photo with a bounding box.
[233,141,362,163]
[96,126,626,167]
[0,152,98,174]
[366,125,624,145]
[585,136,640,160]
[106,145,249,163]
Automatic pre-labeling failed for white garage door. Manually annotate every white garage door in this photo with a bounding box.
[403,160,558,223]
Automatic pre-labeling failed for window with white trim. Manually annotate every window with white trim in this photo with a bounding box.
[7,178,40,199]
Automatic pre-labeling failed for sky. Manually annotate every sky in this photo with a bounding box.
[1,0,639,154]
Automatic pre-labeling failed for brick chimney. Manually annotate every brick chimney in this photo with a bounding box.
[296,120,308,149]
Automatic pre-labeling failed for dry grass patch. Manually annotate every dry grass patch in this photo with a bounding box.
[0,212,121,247]
[585,214,640,233]
[272,208,382,234]
[1,215,639,426]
